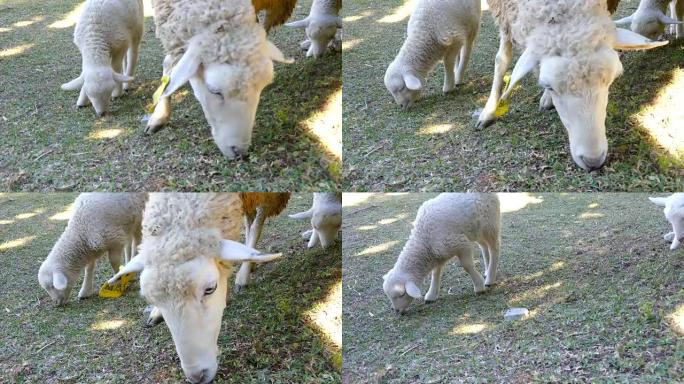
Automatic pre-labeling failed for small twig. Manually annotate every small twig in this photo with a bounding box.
[33,148,54,162]
[363,145,383,158]
[34,339,58,354]
[399,343,420,357]
[346,204,377,216]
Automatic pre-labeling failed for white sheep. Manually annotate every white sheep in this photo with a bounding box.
[615,0,683,39]
[289,192,342,249]
[477,0,667,171]
[286,0,342,58]
[649,193,684,250]
[37,193,146,305]
[383,0,481,109]
[61,0,143,116]
[383,193,501,314]
[106,193,282,384]
[145,0,292,159]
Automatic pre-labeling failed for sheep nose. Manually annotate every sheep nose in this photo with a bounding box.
[229,146,249,160]
[185,369,207,384]
[579,152,606,172]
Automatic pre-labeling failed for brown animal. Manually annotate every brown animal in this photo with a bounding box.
[252,0,298,32]
[236,192,291,290]
[608,0,620,14]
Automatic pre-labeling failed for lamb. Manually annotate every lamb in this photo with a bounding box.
[289,192,342,249]
[37,193,146,306]
[477,0,666,172]
[235,192,291,291]
[615,0,683,39]
[61,0,143,116]
[145,0,292,159]
[649,194,684,250]
[383,0,481,109]
[383,193,501,314]
[252,0,298,32]
[286,0,342,58]
[106,193,282,384]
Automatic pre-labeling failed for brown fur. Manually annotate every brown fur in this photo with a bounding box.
[607,0,620,14]
[239,192,291,220]
[252,0,298,32]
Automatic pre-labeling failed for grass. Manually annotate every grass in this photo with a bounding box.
[0,193,341,383]
[342,0,684,191]
[0,0,341,191]
[342,193,684,382]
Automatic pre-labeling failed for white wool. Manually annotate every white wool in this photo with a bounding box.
[287,0,342,58]
[615,0,684,39]
[289,193,342,249]
[649,193,684,250]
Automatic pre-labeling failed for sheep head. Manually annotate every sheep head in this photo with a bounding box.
[382,268,422,314]
[61,67,133,116]
[384,60,423,109]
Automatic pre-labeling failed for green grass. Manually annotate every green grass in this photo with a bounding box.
[0,193,341,383]
[342,193,684,382]
[0,0,341,191]
[342,0,684,191]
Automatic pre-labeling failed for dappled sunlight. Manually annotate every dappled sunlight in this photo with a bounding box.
[344,10,374,23]
[667,304,684,336]
[0,27,12,33]
[497,193,544,213]
[0,220,15,225]
[588,203,599,209]
[13,16,44,28]
[0,236,36,251]
[378,215,406,225]
[508,281,562,306]
[0,43,34,58]
[343,38,363,51]
[378,0,416,23]
[90,319,128,331]
[481,0,490,11]
[304,281,342,349]
[49,203,75,221]
[48,2,85,29]
[358,224,378,231]
[143,0,155,17]
[15,208,44,220]
[417,124,456,135]
[450,322,489,335]
[88,128,123,140]
[357,240,401,256]
[635,68,684,159]
[343,193,375,207]
[303,89,341,160]
[580,212,605,219]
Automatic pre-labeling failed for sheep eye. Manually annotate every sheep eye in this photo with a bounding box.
[208,89,223,98]
[204,284,217,295]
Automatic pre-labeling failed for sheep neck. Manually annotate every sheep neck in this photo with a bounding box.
[397,33,443,78]
[48,230,93,275]
[395,237,435,282]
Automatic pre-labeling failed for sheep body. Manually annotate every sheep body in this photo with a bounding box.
[253,0,298,32]
[649,193,684,250]
[384,0,481,108]
[383,193,501,313]
[61,0,143,116]
[615,0,683,39]
[289,193,341,249]
[38,193,146,305]
[286,0,342,57]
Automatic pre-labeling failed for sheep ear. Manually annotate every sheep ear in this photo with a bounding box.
[285,18,309,28]
[107,256,145,284]
[614,15,633,26]
[614,28,669,50]
[162,45,201,98]
[501,47,538,100]
[53,272,68,290]
[61,75,84,91]
[113,72,134,84]
[649,196,669,206]
[289,208,313,220]
[405,281,422,299]
[266,40,294,64]
[403,73,422,91]
[219,240,282,263]
[658,13,684,25]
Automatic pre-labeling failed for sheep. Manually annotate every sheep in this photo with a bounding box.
[609,0,622,13]
[615,0,683,39]
[252,0,298,32]
[383,0,481,109]
[106,193,282,384]
[60,0,143,116]
[286,0,342,58]
[476,0,667,172]
[37,193,146,306]
[649,194,684,250]
[235,192,291,291]
[144,0,292,159]
[289,192,341,249]
[382,193,501,314]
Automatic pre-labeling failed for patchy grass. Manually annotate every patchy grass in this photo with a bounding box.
[0,0,341,191]
[343,193,684,382]
[0,193,341,383]
[342,0,684,191]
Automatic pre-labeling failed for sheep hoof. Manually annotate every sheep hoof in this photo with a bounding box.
[234,284,247,292]
[424,294,438,302]
[664,232,675,242]
[475,286,488,294]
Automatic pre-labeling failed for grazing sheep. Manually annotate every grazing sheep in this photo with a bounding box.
[615,0,683,39]
[649,194,684,250]
[235,192,291,291]
[477,0,666,171]
[383,193,501,314]
[37,193,146,305]
[289,192,341,249]
[107,193,282,384]
[252,0,298,32]
[383,0,481,108]
[286,0,342,58]
[61,0,143,116]
[145,0,292,159]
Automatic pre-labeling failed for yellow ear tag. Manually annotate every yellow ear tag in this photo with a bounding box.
[146,75,170,113]
[495,74,512,117]
[99,265,135,298]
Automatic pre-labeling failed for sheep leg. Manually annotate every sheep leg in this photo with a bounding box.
[108,245,124,273]
[458,246,486,294]
[477,37,513,129]
[484,238,500,286]
[123,41,140,91]
[301,229,313,239]
[235,209,266,291]
[454,38,473,85]
[539,89,554,111]
[307,229,320,248]
[424,264,444,302]
[479,243,490,279]
[111,50,125,98]
[78,260,97,299]
[664,231,675,242]
[145,55,174,134]
[77,87,90,107]
[442,47,459,93]
[673,0,684,38]
[147,306,164,326]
